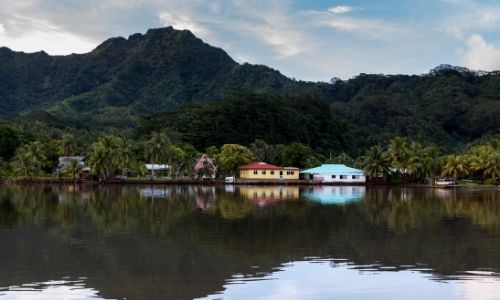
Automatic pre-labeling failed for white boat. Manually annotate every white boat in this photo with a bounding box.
[434,177,456,187]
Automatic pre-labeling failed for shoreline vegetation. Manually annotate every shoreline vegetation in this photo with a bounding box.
[0,132,498,186]
[1,178,498,189]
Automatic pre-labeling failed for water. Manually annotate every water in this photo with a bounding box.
[0,185,499,299]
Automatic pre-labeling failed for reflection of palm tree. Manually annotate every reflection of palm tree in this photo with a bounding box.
[361,145,390,178]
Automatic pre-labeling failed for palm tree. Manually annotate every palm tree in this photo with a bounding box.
[87,135,120,179]
[166,145,185,178]
[333,152,354,165]
[386,137,409,172]
[249,139,268,161]
[58,133,77,156]
[62,159,83,182]
[441,155,470,179]
[469,145,500,183]
[144,132,169,177]
[360,145,390,178]
[405,142,424,180]
[115,138,135,176]
[11,142,46,179]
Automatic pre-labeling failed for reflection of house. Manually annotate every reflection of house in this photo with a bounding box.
[239,162,299,180]
[239,186,299,206]
[302,186,365,205]
[300,164,366,183]
[139,186,170,198]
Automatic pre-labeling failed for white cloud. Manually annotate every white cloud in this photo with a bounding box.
[0,18,96,54]
[158,12,211,39]
[461,34,500,70]
[327,5,353,14]
[439,1,500,39]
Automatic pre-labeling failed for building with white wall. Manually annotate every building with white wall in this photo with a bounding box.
[300,164,366,183]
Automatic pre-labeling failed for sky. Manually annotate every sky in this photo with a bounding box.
[1,0,500,81]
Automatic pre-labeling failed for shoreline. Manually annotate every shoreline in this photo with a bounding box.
[1,178,497,189]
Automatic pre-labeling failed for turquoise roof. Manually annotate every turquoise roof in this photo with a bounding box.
[300,164,364,174]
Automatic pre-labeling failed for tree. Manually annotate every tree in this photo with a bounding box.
[11,142,46,179]
[87,135,120,179]
[386,137,409,172]
[332,152,354,166]
[144,132,169,177]
[219,144,255,176]
[468,145,500,183]
[61,159,83,182]
[282,143,315,168]
[167,145,186,178]
[115,138,136,176]
[360,145,390,178]
[0,125,22,161]
[441,155,469,179]
[57,133,77,156]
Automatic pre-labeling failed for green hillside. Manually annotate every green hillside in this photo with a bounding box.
[0,27,499,153]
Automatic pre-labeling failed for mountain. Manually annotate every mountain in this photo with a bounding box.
[0,27,320,126]
[0,26,499,152]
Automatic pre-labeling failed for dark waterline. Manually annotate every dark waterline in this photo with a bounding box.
[0,185,499,299]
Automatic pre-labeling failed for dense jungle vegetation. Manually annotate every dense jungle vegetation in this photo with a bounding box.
[0,27,498,182]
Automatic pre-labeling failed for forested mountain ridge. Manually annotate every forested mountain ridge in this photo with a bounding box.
[0,26,499,153]
[0,27,319,124]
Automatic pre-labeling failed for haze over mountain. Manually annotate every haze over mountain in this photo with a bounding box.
[0,27,499,152]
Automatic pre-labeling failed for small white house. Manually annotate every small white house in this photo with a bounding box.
[300,164,366,183]
[145,164,170,177]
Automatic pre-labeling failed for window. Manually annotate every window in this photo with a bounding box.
[291,171,294,175]
[270,171,275,175]
[340,175,347,179]
[253,170,258,175]
[262,170,266,175]
[352,175,358,179]
[331,175,336,179]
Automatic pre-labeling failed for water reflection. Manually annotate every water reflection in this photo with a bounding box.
[0,185,499,299]
[238,186,299,206]
[201,259,500,300]
[302,186,365,204]
[0,278,103,300]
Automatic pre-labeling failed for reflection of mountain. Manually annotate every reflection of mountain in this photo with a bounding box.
[238,186,299,206]
[302,186,365,205]
[0,186,499,299]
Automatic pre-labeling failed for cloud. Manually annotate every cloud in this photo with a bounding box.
[327,5,353,14]
[461,34,500,70]
[438,1,500,39]
[0,17,96,54]
[158,12,211,39]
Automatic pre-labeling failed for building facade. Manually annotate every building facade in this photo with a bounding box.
[300,164,366,183]
[239,162,299,180]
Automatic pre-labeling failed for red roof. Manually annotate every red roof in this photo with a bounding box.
[239,162,280,170]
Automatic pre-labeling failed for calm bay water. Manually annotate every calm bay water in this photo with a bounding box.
[0,185,499,299]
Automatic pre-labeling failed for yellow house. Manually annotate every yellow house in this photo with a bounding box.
[239,162,299,180]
